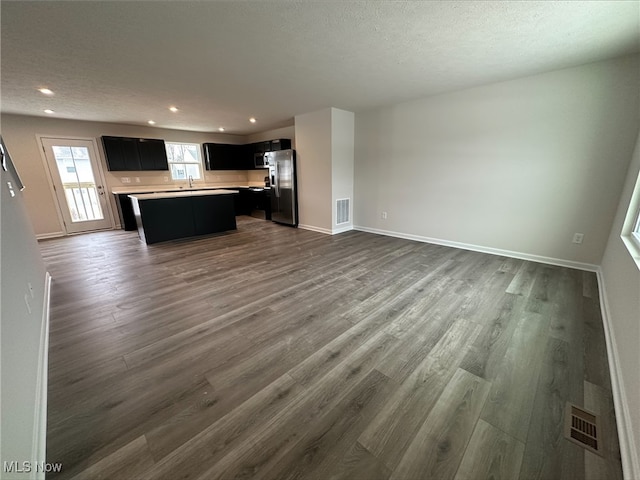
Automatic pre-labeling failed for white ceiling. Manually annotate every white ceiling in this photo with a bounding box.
[2,1,639,135]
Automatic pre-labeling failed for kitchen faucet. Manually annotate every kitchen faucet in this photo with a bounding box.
[188,175,193,188]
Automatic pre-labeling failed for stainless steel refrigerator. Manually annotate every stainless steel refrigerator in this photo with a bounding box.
[266,149,297,226]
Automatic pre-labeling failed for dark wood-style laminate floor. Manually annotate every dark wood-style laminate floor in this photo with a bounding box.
[41,216,623,480]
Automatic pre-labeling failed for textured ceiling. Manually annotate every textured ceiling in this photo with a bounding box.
[1,1,639,134]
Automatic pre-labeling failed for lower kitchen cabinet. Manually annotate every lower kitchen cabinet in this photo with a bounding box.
[192,194,236,235]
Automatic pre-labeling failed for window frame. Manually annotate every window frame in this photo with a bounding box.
[631,207,640,248]
[164,142,204,183]
[620,163,640,270]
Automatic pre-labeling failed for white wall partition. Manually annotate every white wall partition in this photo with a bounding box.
[354,55,640,266]
[1,137,51,479]
[600,130,640,479]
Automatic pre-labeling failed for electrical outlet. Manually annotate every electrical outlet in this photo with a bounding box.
[381,211,388,220]
[572,233,584,244]
[121,177,131,184]
[135,177,141,183]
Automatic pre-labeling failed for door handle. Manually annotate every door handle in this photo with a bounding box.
[274,163,279,197]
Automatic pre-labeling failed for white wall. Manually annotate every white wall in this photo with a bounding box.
[0,114,251,236]
[331,109,355,232]
[354,55,640,266]
[1,137,50,479]
[295,108,333,232]
[294,108,355,234]
[601,130,640,478]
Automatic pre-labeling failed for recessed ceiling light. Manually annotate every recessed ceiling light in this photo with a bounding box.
[169,106,179,113]
[148,120,156,125]
[44,109,55,114]
[249,117,256,123]
[218,127,225,132]
[38,88,54,95]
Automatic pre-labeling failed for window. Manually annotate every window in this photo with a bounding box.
[632,206,640,247]
[165,142,202,181]
[621,164,640,269]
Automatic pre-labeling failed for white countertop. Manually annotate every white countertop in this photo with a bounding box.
[112,184,267,194]
[129,189,239,200]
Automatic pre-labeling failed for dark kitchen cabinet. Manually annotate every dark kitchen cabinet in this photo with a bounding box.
[102,136,140,171]
[244,139,292,170]
[138,138,169,170]
[102,136,168,171]
[235,188,252,215]
[116,194,138,231]
[130,193,237,244]
[269,138,291,151]
[250,138,291,154]
[254,141,272,154]
[240,144,255,169]
[203,138,292,171]
[192,194,237,235]
[203,143,250,170]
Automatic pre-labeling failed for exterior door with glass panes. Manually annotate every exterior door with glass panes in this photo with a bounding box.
[41,138,113,233]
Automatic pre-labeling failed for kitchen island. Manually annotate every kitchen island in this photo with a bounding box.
[129,189,238,244]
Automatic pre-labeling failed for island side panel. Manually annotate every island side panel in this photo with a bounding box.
[192,193,237,235]
[129,196,148,244]
[138,197,196,244]
[117,194,138,231]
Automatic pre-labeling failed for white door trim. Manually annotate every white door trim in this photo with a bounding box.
[36,134,115,235]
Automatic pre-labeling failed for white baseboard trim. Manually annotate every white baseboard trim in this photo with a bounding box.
[298,224,333,235]
[596,269,639,480]
[36,231,64,240]
[353,225,599,272]
[32,272,52,479]
[332,224,354,235]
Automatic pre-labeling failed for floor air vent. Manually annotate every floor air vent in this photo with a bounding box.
[564,403,602,456]
[336,198,350,225]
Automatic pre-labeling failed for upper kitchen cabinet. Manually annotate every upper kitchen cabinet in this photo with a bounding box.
[137,138,169,170]
[102,136,140,171]
[250,139,292,154]
[203,138,292,171]
[269,138,291,151]
[102,136,168,171]
[203,143,251,170]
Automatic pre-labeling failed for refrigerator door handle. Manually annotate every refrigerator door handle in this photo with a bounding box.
[274,161,279,197]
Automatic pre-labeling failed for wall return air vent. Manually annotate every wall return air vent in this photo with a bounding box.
[336,198,350,225]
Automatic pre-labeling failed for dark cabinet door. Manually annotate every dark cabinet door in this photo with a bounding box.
[255,141,271,154]
[227,144,249,170]
[235,188,252,215]
[192,195,237,234]
[270,139,291,151]
[204,143,229,170]
[102,136,125,171]
[139,197,196,243]
[103,136,140,171]
[240,144,255,170]
[103,136,168,171]
[204,143,246,170]
[137,138,168,170]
